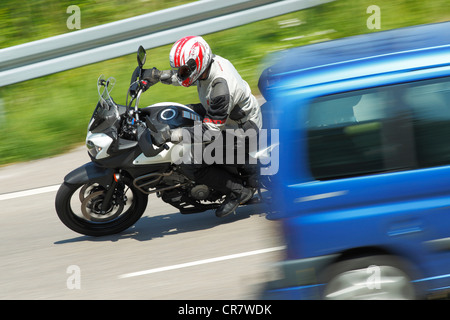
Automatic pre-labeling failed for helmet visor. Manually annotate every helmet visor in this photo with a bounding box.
[176,58,197,81]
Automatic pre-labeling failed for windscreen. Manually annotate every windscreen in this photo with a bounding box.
[88,75,120,133]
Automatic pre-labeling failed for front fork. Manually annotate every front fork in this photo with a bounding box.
[100,172,123,213]
[63,162,125,213]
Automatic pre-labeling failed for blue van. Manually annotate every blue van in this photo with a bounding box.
[259,22,450,299]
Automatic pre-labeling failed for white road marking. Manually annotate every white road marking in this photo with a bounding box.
[118,246,286,279]
[0,184,60,201]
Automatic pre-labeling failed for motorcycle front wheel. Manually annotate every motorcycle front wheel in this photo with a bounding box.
[55,177,148,237]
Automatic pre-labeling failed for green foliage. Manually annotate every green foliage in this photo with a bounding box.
[0,0,193,48]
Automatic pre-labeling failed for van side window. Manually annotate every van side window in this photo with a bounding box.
[404,77,450,168]
[307,77,450,180]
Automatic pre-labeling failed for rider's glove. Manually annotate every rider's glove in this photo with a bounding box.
[160,70,176,85]
[151,127,186,146]
[151,125,171,147]
[170,128,184,143]
[141,67,161,90]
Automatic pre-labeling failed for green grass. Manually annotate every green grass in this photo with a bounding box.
[0,0,449,166]
[0,0,194,48]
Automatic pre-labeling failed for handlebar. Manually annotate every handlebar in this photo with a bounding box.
[125,47,170,152]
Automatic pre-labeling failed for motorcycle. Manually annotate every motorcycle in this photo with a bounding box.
[55,46,274,236]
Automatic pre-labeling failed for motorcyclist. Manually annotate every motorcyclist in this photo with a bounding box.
[142,35,262,218]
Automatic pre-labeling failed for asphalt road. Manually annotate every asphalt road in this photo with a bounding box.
[0,145,285,300]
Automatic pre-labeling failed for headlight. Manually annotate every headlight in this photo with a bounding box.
[86,140,102,157]
[86,140,95,150]
[85,133,113,160]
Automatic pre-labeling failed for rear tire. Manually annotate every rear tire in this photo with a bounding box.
[55,178,148,237]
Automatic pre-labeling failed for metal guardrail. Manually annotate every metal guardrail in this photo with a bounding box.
[0,0,332,87]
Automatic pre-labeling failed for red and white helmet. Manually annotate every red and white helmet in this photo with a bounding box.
[169,36,213,87]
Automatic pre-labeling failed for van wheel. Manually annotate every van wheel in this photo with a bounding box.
[321,255,417,300]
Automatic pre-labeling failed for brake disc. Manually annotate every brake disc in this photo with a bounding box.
[80,190,124,222]
[79,183,101,202]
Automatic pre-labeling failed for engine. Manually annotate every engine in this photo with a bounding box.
[189,184,210,200]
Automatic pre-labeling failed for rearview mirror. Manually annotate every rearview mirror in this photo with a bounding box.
[137,45,147,67]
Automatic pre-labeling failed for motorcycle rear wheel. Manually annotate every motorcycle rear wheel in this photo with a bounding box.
[55,178,148,237]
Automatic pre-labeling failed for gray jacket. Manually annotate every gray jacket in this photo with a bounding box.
[170,55,262,134]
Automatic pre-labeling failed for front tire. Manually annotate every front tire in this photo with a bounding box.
[55,178,148,237]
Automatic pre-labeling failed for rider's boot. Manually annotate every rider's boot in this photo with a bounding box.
[215,183,253,218]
